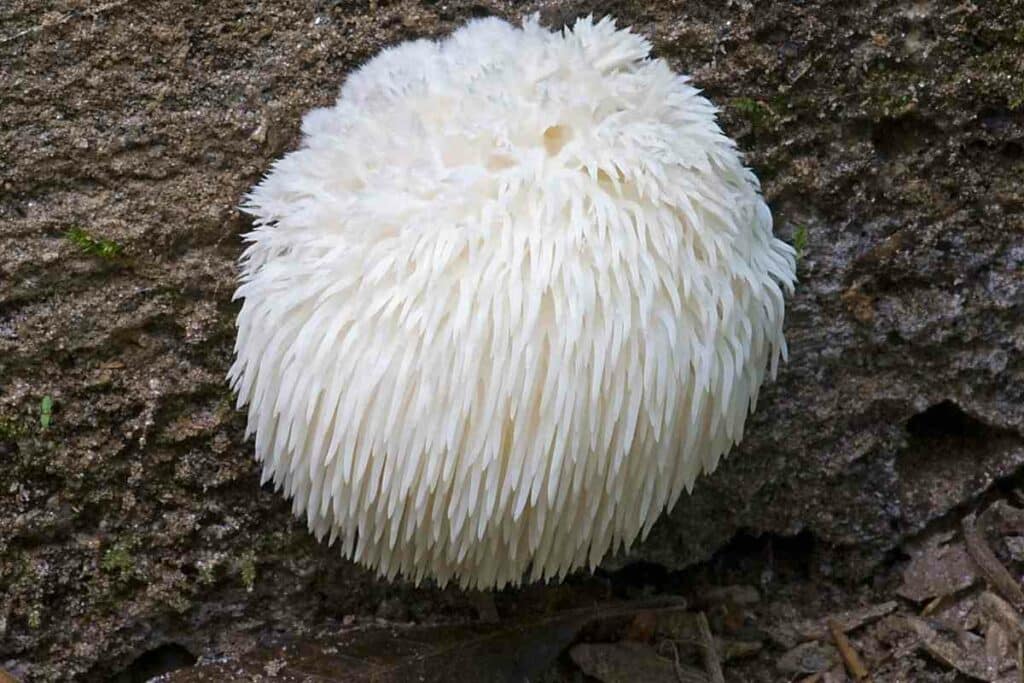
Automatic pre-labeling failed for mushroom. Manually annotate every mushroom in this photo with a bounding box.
[229,15,797,589]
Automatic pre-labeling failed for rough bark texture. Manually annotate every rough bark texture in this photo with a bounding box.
[1,0,1022,679]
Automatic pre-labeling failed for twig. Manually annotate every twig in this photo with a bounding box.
[656,640,710,683]
[963,512,1024,611]
[921,595,946,617]
[829,618,872,682]
[665,640,689,683]
[696,612,725,683]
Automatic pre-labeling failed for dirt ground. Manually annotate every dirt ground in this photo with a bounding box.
[2,0,1023,681]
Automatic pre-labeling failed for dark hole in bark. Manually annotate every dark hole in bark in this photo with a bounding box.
[706,530,818,581]
[870,115,940,159]
[111,643,197,683]
[603,560,670,596]
[906,400,984,440]
[1002,141,1023,160]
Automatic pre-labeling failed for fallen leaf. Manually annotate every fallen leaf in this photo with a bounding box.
[981,501,1024,536]
[624,611,657,642]
[570,641,704,683]
[168,598,688,683]
[984,621,1010,677]
[964,512,1024,611]
[906,616,1007,682]
[979,591,1024,641]
[898,535,978,603]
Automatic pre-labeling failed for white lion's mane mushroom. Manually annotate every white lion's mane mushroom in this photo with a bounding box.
[229,15,797,589]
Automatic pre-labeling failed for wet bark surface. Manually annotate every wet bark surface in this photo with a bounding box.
[1,0,1022,679]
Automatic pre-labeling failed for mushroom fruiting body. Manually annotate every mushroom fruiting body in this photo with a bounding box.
[230,16,797,589]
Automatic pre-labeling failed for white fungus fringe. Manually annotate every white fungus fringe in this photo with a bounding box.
[229,15,797,589]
